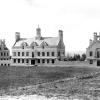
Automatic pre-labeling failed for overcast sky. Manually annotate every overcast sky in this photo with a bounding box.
[0,0,100,54]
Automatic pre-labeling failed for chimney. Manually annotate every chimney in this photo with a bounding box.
[93,32,97,41]
[36,25,41,39]
[15,32,20,42]
[59,30,63,41]
[3,39,5,46]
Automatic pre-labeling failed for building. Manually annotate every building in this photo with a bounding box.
[0,39,10,66]
[11,27,65,66]
[86,32,100,66]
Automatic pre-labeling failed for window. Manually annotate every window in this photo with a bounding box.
[96,49,100,58]
[18,59,20,63]
[22,46,24,49]
[90,51,93,56]
[32,52,34,57]
[4,52,6,56]
[97,51,99,58]
[52,52,54,56]
[42,52,45,56]
[32,46,34,49]
[14,59,16,63]
[90,60,93,64]
[7,53,9,56]
[47,59,49,63]
[18,52,20,56]
[22,59,24,63]
[42,46,44,49]
[37,52,40,56]
[22,52,24,56]
[47,52,49,56]
[26,52,29,56]
[58,52,60,56]
[38,59,40,63]
[21,42,28,49]
[42,59,45,63]
[52,59,55,64]
[1,52,3,56]
[26,59,29,63]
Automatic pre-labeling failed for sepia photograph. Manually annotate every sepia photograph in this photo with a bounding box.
[0,0,100,100]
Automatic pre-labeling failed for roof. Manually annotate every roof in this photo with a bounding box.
[0,46,9,50]
[88,40,100,49]
[13,37,59,47]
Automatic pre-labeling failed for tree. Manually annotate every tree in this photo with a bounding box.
[81,53,86,61]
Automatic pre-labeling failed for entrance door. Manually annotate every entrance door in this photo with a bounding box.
[97,60,100,66]
[31,60,35,65]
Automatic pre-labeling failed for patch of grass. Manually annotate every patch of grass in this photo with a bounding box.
[0,66,99,91]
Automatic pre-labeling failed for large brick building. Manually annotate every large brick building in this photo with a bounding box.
[0,39,10,66]
[86,32,100,66]
[12,27,65,66]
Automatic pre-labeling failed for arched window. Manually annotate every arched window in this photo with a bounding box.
[96,48,100,58]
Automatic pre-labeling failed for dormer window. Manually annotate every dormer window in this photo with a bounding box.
[42,45,44,49]
[21,42,28,49]
[30,42,38,49]
[22,46,24,49]
[40,41,48,49]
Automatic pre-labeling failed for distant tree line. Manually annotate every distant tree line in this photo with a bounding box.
[64,53,86,61]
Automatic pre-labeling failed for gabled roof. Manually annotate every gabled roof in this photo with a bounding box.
[13,37,59,47]
[88,40,100,49]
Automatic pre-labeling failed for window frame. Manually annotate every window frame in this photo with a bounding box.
[47,52,49,56]
[52,52,55,56]
[26,52,29,56]
[22,59,24,63]
[18,52,20,56]
[42,52,45,56]
[90,51,93,56]
[22,52,24,56]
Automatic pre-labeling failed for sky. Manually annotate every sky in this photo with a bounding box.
[0,0,100,54]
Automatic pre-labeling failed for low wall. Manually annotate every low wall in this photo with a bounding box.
[38,61,89,67]
[10,59,90,67]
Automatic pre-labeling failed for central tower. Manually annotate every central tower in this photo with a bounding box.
[36,25,42,39]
